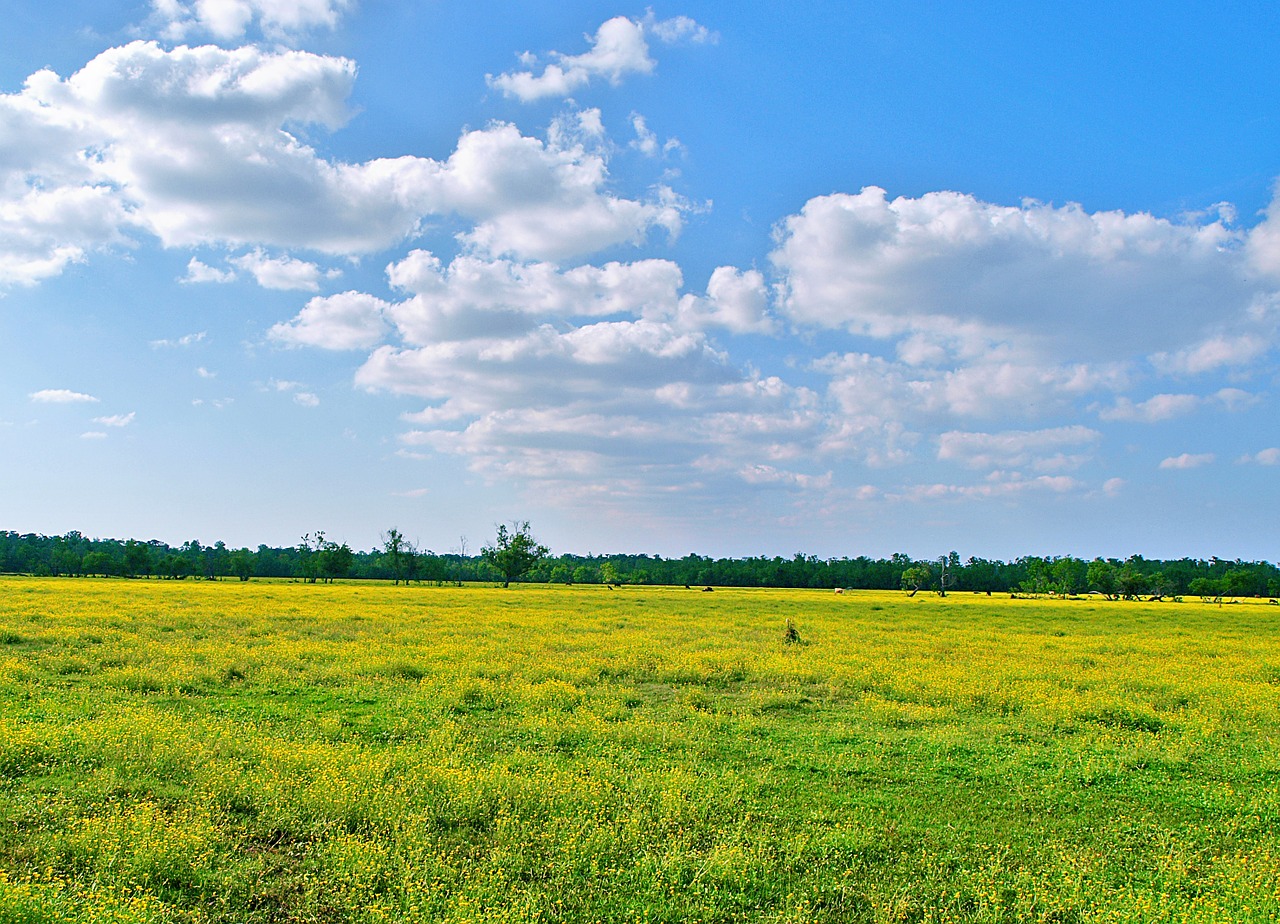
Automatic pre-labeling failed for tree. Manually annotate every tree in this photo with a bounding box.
[319,541,354,583]
[900,565,931,597]
[481,521,549,588]
[229,549,254,581]
[298,531,325,583]
[382,528,410,585]
[1087,559,1118,599]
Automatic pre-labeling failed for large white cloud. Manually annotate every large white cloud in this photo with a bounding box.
[353,317,826,494]
[771,187,1259,360]
[0,43,682,286]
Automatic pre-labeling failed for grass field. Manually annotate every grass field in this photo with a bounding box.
[0,577,1277,923]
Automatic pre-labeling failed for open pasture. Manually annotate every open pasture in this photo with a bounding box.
[0,577,1277,923]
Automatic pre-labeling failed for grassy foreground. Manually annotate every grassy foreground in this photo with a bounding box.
[0,578,1277,923]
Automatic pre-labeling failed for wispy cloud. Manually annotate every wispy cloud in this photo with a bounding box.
[1239,447,1280,466]
[150,330,207,348]
[1159,453,1215,470]
[30,389,98,404]
[92,412,135,427]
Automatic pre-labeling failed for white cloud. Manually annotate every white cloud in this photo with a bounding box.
[3,45,686,288]
[148,0,354,42]
[30,389,99,403]
[180,258,236,284]
[887,473,1082,503]
[1102,477,1125,497]
[393,487,431,498]
[1150,332,1271,374]
[293,391,320,407]
[150,330,208,347]
[629,113,681,158]
[80,431,108,440]
[771,187,1253,361]
[93,412,136,427]
[384,250,684,344]
[354,318,825,495]
[269,291,391,350]
[676,267,775,334]
[231,249,339,291]
[936,426,1100,470]
[488,14,713,103]
[437,124,685,261]
[488,16,656,102]
[815,350,1114,425]
[197,366,216,378]
[645,13,718,46]
[1239,448,1280,466]
[1098,393,1202,423]
[1098,388,1256,422]
[1159,453,1215,470]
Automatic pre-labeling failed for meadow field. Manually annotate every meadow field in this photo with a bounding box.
[0,577,1277,923]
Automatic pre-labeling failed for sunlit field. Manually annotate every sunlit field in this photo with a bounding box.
[0,577,1277,923]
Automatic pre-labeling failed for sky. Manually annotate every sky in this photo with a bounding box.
[2,1,1278,561]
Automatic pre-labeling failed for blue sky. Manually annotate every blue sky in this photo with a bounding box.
[2,1,1278,560]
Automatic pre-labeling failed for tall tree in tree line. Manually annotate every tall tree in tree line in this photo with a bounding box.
[482,521,549,588]
[382,528,411,585]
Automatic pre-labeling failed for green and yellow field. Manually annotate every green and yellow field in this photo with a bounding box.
[0,577,1277,923]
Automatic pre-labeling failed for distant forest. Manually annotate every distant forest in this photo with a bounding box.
[2,530,1278,599]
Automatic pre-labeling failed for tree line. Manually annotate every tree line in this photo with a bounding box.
[1,529,1277,599]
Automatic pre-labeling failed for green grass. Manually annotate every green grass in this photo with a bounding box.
[0,577,1277,922]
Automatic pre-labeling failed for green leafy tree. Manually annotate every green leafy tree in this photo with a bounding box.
[900,565,931,597]
[229,549,254,582]
[382,528,410,585]
[319,541,354,583]
[1087,560,1118,599]
[482,521,549,588]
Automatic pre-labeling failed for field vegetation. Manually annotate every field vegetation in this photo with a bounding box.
[0,578,1277,922]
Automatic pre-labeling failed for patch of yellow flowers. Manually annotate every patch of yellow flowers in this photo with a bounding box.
[0,577,1277,922]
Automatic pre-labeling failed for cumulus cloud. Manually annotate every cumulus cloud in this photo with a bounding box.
[488,16,655,102]
[180,259,236,284]
[815,349,1114,426]
[269,291,391,350]
[148,0,354,42]
[437,124,685,261]
[1159,453,1215,470]
[231,249,339,291]
[676,267,775,334]
[771,187,1254,361]
[384,250,684,344]
[354,318,826,495]
[30,389,99,403]
[2,44,681,287]
[488,14,714,103]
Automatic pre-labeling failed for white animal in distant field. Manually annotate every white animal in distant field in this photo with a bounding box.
[833,587,844,595]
